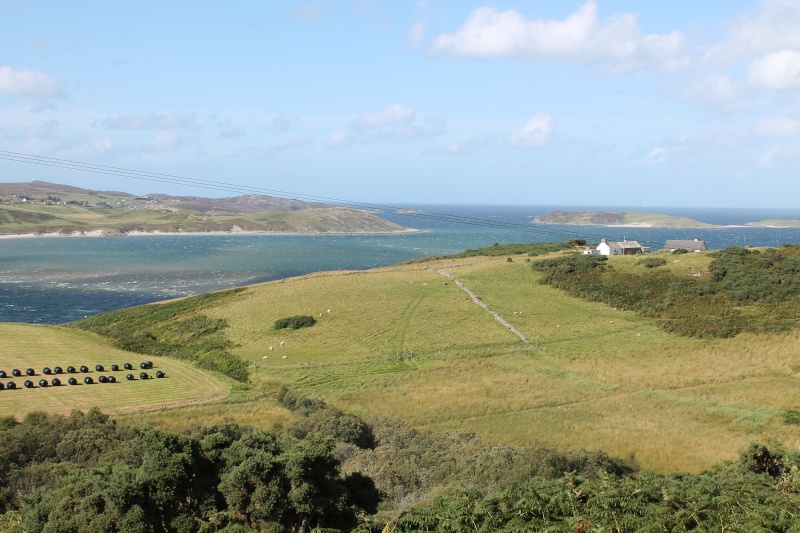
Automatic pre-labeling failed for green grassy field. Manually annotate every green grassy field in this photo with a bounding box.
[153,253,798,472]
[4,250,800,473]
[0,323,231,417]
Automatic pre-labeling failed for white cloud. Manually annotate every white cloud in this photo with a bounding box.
[755,116,798,138]
[702,0,800,66]
[428,2,688,73]
[356,103,415,129]
[406,19,427,50]
[0,66,66,99]
[26,119,59,139]
[151,131,183,151]
[327,130,353,147]
[509,113,553,148]
[685,75,739,103]
[272,114,290,132]
[295,1,322,22]
[103,113,197,130]
[747,50,800,90]
[425,134,490,155]
[353,104,446,142]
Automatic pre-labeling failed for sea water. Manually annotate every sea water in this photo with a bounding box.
[2,205,799,324]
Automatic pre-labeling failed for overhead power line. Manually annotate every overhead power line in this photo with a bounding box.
[0,150,661,247]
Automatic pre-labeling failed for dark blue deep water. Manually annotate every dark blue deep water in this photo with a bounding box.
[2,205,799,324]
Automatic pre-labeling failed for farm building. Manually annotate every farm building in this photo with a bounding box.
[664,238,707,252]
[589,238,648,256]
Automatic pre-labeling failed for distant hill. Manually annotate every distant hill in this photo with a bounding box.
[745,219,800,228]
[532,210,719,228]
[0,181,411,235]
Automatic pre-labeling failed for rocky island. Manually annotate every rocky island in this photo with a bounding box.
[532,210,719,228]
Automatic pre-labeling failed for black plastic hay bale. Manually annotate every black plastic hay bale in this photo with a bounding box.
[146,361,153,369]
[25,368,35,376]
[139,372,149,380]
[24,380,33,388]
[53,366,63,374]
[124,363,133,370]
[107,375,116,383]
[68,377,78,385]
[0,370,6,378]
[98,376,108,383]
[0,382,4,390]
[80,365,89,373]
[7,382,16,390]
[38,379,48,387]
[83,376,93,384]
[51,378,61,386]
[155,371,165,378]
[111,364,119,371]
[42,367,52,375]
[66,366,76,373]
[12,369,21,377]
[95,365,104,372]
[139,362,148,369]
[126,374,134,381]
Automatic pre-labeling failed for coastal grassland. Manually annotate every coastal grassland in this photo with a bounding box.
[191,253,800,472]
[49,247,800,472]
[0,201,406,235]
[532,210,719,228]
[0,323,230,418]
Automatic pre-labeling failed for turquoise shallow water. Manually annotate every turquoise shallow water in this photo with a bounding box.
[2,205,800,324]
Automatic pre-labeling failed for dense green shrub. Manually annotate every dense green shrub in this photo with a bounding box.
[68,288,249,382]
[274,315,316,330]
[532,246,800,338]
[672,248,689,254]
[277,386,326,416]
[638,257,667,268]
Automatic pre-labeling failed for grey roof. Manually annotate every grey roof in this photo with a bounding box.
[665,239,707,250]
[611,240,643,249]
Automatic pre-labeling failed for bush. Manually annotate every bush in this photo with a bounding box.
[672,248,689,254]
[274,315,316,330]
[638,257,667,269]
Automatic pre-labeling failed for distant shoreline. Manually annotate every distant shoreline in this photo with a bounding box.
[0,228,425,239]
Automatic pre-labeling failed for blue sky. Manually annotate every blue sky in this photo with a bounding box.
[1,0,800,207]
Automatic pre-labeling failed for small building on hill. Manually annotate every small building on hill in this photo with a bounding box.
[665,238,707,252]
[594,238,647,256]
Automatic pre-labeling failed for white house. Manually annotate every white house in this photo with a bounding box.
[594,238,646,256]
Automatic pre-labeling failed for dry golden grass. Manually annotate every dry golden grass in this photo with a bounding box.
[0,323,231,419]
[203,254,800,472]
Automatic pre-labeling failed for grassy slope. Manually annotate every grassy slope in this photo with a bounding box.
[155,253,799,472]
[0,323,231,417]
[6,250,799,472]
[0,203,407,234]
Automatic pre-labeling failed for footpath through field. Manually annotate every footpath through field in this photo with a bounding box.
[432,267,530,344]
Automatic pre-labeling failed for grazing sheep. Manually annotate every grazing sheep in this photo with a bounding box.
[320,313,323,317]
[327,309,331,313]
[262,356,268,360]
[280,341,285,346]
[269,346,273,351]
[610,320,614,323]
[514,312,518,315]
[282,355,288,360]
[556,325,560,328]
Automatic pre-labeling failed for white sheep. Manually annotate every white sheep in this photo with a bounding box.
[319,313,323,318]
[269,346,273,351]
[282,355,287,360]
[262,356,268,360]
[280,341,285,347]
[327,309,331,313]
